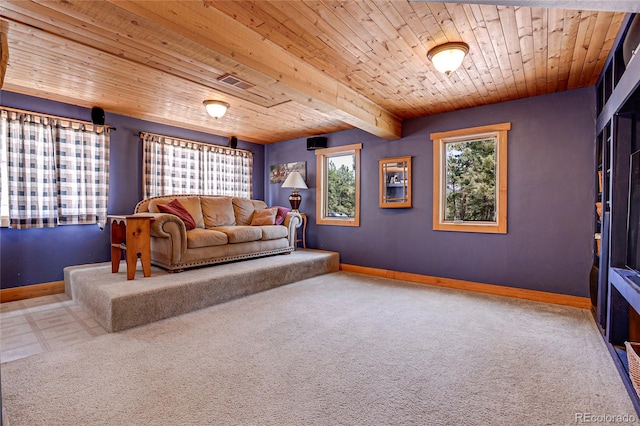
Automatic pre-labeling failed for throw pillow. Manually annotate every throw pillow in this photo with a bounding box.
[250,207,277,226]
[273,206,291,225]
[157,199,196,230]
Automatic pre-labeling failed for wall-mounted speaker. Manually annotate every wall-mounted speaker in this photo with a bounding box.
[307,136,327,150]
[91,107,105,125]
[228,136,238,149]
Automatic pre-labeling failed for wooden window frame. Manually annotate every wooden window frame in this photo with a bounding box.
[315,143,362,227]
[431,122,510,234]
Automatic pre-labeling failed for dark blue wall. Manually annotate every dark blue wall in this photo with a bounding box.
[2,88,595,297]
[266,88,596,297]
[0,91,265,289]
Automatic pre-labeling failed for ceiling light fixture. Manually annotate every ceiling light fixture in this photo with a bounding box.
[427,42,469,75]
[203,100,230,119]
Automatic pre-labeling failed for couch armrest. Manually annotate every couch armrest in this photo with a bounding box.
[284,211,303,247]
[134,212,187,254]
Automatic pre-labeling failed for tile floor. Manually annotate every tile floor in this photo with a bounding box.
[0,293,107,364]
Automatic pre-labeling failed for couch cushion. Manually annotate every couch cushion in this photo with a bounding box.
[186,228,228,249]
[148,197,173,213]
[213,226,262,243]
[259,225,288,241]
[150,196,204,229]
[252,200,268,210]
[232,198,256,226]
[201,197,235,227]
[157,199,196,231]
[250,207,277,226]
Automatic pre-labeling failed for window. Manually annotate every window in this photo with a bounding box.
[315,143,361,226]
[0,116,8,227]
[431,123,510,234]
[141,132,253,199]
[0,108,110,229]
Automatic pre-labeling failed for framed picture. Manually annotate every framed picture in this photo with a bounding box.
[270,161,306,184]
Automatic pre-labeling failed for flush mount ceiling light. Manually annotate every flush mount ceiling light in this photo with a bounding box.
[203,100,230,119]
[427,42,469,75]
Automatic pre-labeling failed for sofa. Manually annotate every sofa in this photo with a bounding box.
[133,194,302,272]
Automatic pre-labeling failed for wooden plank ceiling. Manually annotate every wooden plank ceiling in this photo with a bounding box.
[0,1,628,144]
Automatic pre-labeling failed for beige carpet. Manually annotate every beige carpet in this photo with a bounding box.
[1,272,636,425]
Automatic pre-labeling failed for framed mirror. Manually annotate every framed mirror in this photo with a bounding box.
[379,156,412,208]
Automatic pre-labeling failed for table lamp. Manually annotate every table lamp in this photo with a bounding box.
[281,171,308,211]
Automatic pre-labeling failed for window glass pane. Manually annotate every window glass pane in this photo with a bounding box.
[444,137,497,222]
[326,153,356,218]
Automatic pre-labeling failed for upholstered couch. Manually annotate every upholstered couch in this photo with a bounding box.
[133,194,302,272]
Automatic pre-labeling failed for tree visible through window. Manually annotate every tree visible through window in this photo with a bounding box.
[327,154,356,218]
[316,143,361,226]
[445,138,496,222]
[431,123,510,234]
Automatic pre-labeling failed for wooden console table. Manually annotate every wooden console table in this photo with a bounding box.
[109,215,154,280]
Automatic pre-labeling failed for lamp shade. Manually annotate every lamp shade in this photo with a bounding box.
[427,42,469,75]
[203,100,230,119]
[281,171,308,190]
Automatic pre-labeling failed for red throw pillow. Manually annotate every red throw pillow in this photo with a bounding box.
[274,206,291,225]
[157,199,196,230]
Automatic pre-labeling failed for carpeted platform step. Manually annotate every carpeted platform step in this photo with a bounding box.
[64,250,339,332]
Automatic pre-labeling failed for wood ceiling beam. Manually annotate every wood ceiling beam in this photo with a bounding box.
[108,1,402,140]
[0,21,8,88]
[417,1,640,13]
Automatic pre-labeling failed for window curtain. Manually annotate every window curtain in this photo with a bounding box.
[0,109,110,229]
[142,133,253,199]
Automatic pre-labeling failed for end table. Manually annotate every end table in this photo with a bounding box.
[297,213,307,249]
[109,215,154,280]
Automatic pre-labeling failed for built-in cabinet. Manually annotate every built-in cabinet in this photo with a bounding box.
[594,13,640,413]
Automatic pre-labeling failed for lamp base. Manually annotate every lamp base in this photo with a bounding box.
[289,191,302,212]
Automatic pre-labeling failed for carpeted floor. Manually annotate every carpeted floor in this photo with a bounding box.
[66,250,339,332]
[1,271,636,425]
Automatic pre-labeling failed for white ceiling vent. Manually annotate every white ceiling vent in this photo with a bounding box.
[218,74,255,90]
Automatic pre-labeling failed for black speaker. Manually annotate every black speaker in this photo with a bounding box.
[91,107,105,125]
[228,136,238,149]
[307,136,327,150]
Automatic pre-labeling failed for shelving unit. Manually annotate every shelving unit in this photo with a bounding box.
[594,13,640,413]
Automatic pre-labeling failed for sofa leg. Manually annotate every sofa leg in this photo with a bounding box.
[168,269,184,273]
